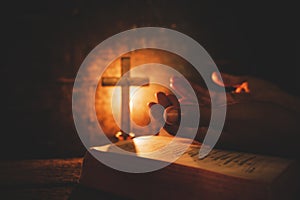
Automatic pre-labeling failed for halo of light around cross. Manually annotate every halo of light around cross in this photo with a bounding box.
[72,27,227,173]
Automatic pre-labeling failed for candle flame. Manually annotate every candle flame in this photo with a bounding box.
[211,72,250,93]
[234,81,250,93]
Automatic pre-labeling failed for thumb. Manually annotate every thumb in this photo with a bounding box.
[211,72,246,87]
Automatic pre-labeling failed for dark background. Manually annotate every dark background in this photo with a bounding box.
[1,0,298,159]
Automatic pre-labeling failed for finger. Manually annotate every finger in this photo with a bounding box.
[212,72,245,87]
[170,76,200,102]
[156,92,171,108]
[147,102,156,108]
[148,103,164,120]
[170,76,189,98]
[166,94,180,108]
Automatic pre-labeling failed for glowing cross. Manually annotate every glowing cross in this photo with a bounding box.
[102,57,149,140]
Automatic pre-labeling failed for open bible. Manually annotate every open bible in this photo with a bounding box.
[79,135,299,200]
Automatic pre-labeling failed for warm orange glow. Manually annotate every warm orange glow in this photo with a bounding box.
[235,82,250,93]
[211,72,250,93]
[115,131,135,141]
[95,48,197,138]
[130,84,171,127]
[115,131,123,138]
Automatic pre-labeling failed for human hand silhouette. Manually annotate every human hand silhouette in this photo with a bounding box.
[149,73,300,158]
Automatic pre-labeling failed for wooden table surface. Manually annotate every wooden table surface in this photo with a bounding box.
[0,158,126,200]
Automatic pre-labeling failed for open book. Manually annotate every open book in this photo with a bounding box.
[80,135,299,200]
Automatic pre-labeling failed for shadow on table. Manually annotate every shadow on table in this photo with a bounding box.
[68,185,130,200]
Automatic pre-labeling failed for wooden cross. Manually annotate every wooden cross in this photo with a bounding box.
[102,57,149,140]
